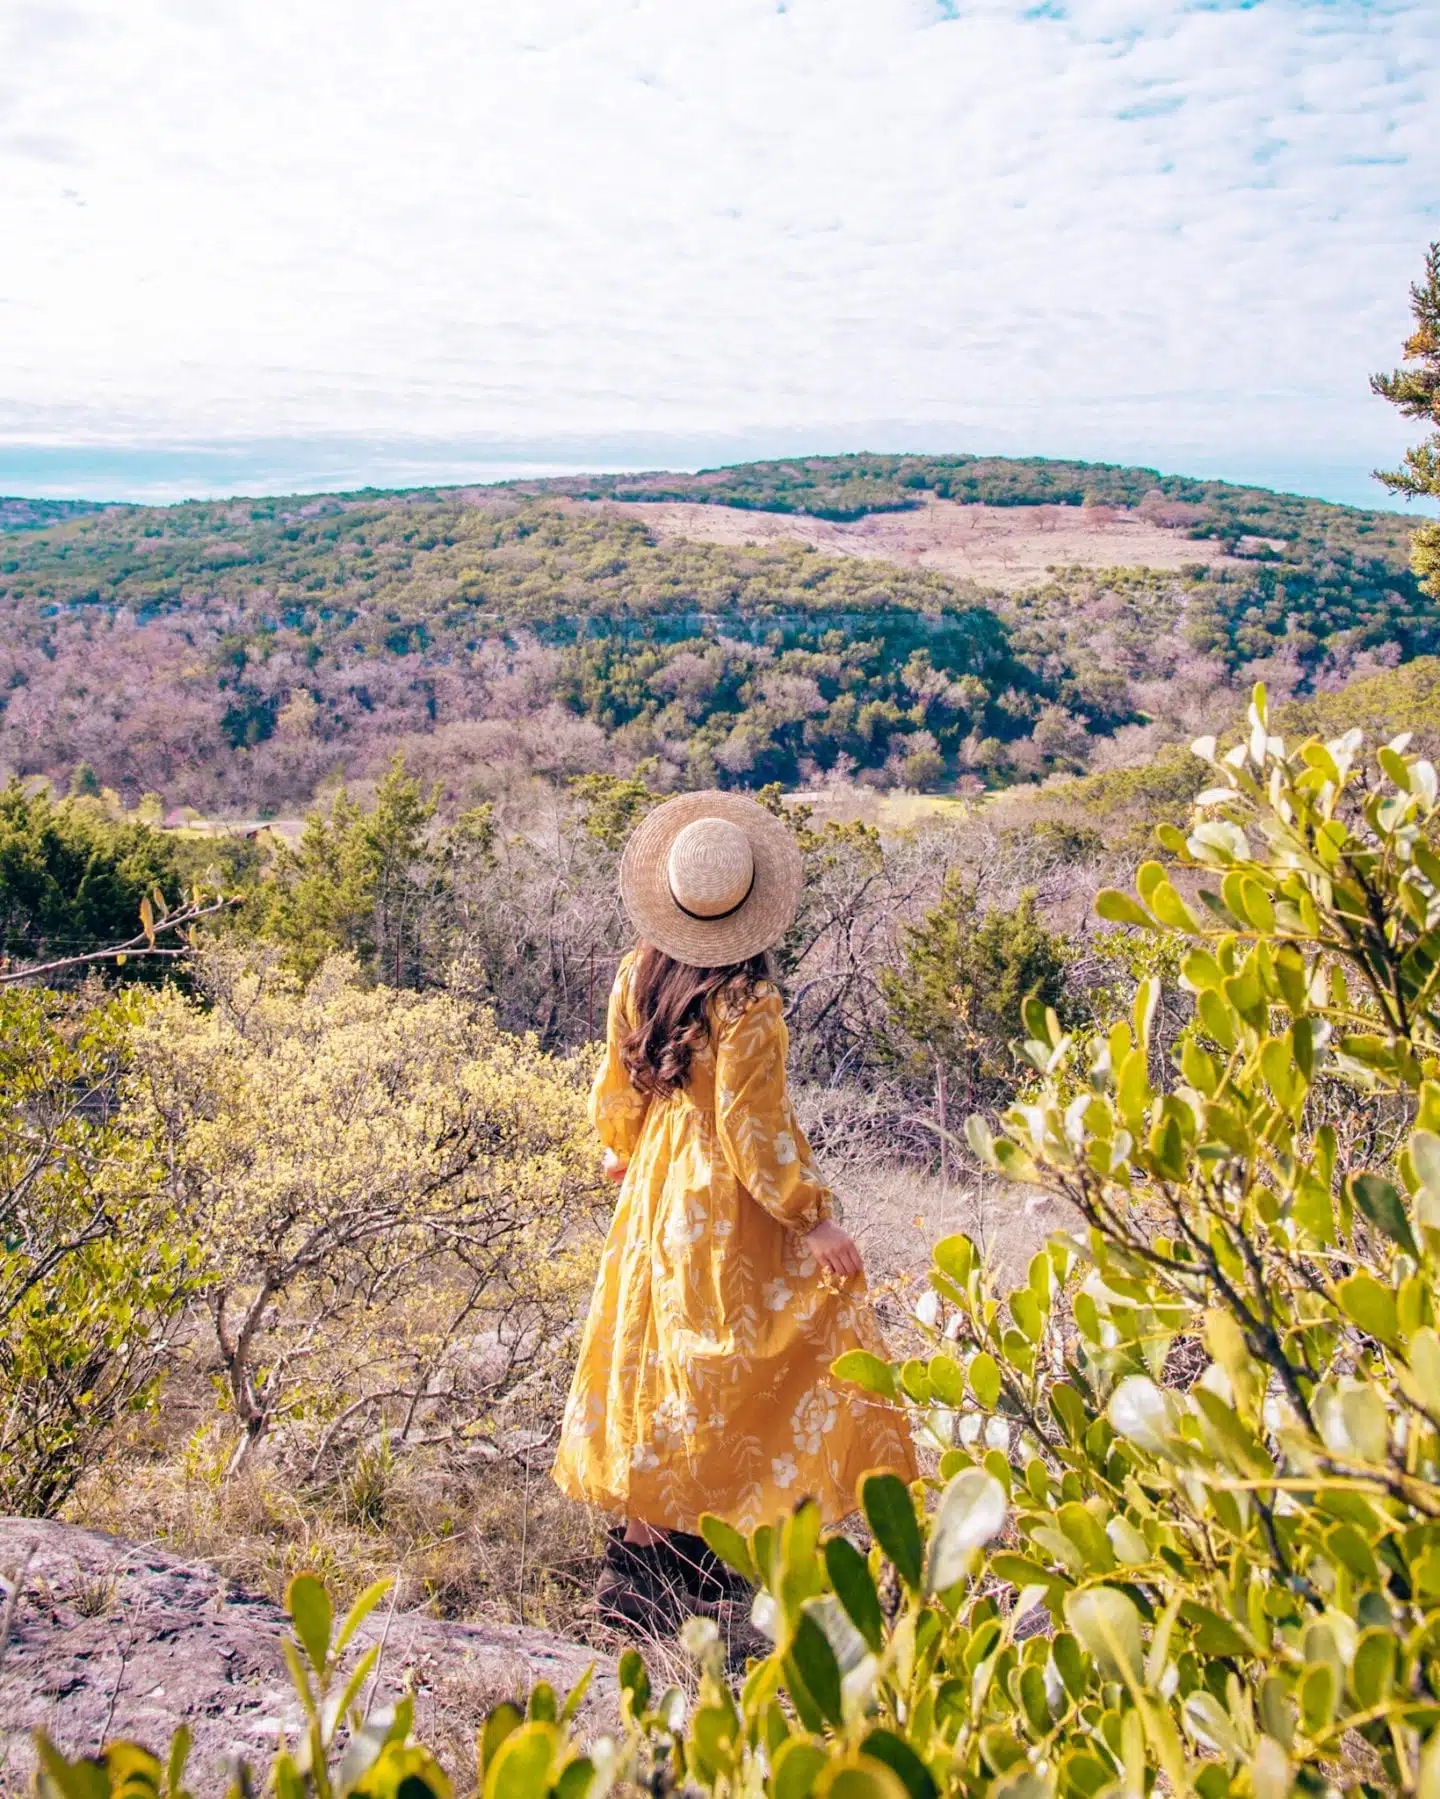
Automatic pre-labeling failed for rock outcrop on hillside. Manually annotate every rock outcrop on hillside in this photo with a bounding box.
[0,1518,611,1792]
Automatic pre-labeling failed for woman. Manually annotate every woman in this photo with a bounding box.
[551,791,916,1628]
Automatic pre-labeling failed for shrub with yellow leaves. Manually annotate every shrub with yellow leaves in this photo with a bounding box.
[123,948,606,1477]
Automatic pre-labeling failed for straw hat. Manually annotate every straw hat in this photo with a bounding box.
[619,790,803,968]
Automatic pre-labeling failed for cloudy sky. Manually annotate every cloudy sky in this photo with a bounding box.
[1,0,1437,505]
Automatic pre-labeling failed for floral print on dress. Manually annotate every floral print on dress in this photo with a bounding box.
[792,1388,839,1455]
[551,954,917,1532]
[662,1194,709,1256]
[653,1395,698,1447]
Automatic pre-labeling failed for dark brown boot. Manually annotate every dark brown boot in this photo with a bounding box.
[665,1530,751,1604]
[596,1531,688,1635]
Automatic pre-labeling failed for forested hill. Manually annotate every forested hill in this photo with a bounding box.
[0,452,1427,816]
[0,496,109,533]
[509,450,1417,556]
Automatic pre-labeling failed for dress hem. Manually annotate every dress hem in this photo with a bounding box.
[549,1453,918,1536]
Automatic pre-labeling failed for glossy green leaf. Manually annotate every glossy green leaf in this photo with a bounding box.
[526,1682,557,1724]
[860,1472,924,1590]
[926,1468,1007,1593]
[927,1354,966,1406]
[968,1352,1002,1410]
[286,1572,333,1677]
[1348,1173,1419,1260]
[824,1535,884,1652]
[815,1761,911,1799]
[833,1350,898,1401]
[1299,1663,1335,1736]
[1064,1587,1143,1683]
[165,1726,191,1798]
[932,1234,974,1285]
[553,1757,595,1799]
[558,1666,593,1726]
[790,1610,844,1726]
[773,1741,829,1799]
[1095,889,1153,929]
[1335,1273,1402,1347]
[477,1704,524,1777]
[483,1721,556,1799]
[858,1731,938,1799]
[699,1513,757,1586]
[1352,1628,1397,1708]
[616,1648,649,1719]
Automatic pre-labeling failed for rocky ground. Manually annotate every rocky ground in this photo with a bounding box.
[0,1518,612,1793]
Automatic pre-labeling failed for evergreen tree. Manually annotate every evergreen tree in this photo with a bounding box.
[568,766,662,850]
[1372,240,1440,599]
[0,781,184,980]
[882,877,1072,1116]
[259,758,441,986]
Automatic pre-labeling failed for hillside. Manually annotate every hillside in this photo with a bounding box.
[0,495,109,532]
[591,495,1250,591]
[509,450,1419,558]
[0,453,1426,814]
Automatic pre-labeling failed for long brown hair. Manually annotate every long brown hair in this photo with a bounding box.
[620,943,774,1099]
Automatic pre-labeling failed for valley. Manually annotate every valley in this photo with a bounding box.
[0,451,1427,818]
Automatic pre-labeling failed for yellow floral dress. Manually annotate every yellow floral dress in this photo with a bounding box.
[552,954,916,1532]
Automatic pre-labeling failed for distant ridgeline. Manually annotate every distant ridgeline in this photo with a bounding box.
[510,448,1414,547]
[0,496,110,533]
[0,453,1427,812]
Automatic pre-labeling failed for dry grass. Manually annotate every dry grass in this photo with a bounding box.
[66,1342,609,1644]
[595,496,1245,593]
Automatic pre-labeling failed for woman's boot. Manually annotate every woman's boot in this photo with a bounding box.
[665,1530,751,1604]
[595,1530,688,1633]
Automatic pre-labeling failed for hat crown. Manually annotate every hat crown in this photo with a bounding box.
[667,817,754,919]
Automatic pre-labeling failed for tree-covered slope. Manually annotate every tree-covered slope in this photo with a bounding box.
[0,496,110,533]
[0,495,1051,808]
[511,448,1418,557]
[0,454,1429,813]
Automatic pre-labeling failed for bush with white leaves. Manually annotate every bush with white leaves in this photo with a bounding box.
[905,687,1440,1796]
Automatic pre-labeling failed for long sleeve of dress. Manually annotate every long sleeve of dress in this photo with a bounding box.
[714,989,833,1234]
[588,959,649,1160]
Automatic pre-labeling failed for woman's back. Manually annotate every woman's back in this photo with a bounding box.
[597,952,825,1230]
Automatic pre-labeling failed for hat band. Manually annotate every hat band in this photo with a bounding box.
[669,866,756,923]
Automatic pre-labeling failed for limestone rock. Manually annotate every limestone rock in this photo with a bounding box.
[0,1518,610,1792]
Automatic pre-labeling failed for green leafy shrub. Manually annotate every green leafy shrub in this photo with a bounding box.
[250,757,446,985]
[1,985,195,1513]
[30,1575,459,1799]
[0,781,187,981]
[882,877,1074,1111]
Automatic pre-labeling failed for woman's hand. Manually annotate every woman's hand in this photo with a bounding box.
[602,1148,629,1184]
[803,1219,864,1281]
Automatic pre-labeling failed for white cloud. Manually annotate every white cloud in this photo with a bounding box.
[0,0,1436,500]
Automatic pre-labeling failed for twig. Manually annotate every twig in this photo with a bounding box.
[0,1545,34,1681]
[98,1599,138,1748]
[517,1438,534,1629]
[361,1572,402,1726]
[0,896,238,988]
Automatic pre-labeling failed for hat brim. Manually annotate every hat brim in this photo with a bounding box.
[619,790,803,968]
